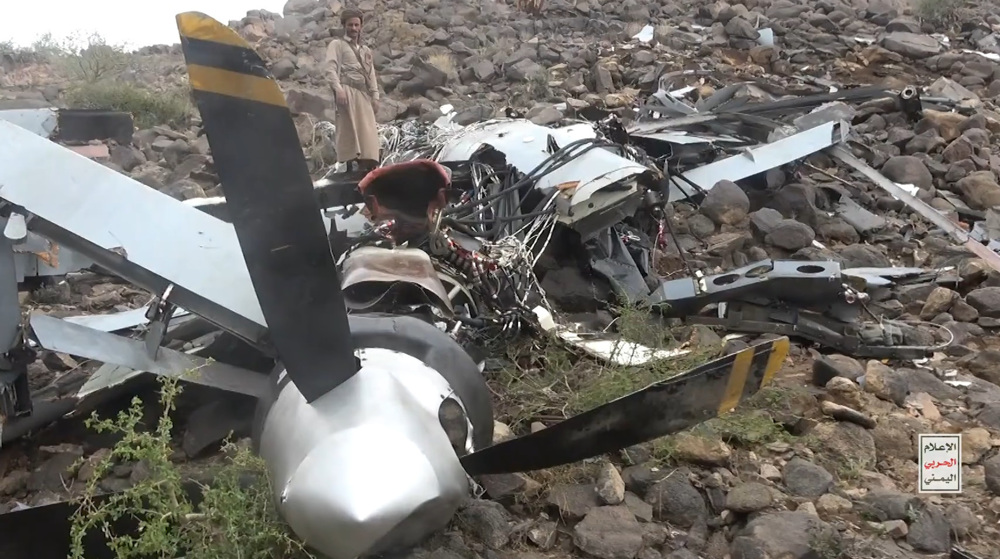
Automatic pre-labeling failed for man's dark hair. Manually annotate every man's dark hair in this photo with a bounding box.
[341,9,363,24]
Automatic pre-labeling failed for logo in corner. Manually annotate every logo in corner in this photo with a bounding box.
[918,433,962,494]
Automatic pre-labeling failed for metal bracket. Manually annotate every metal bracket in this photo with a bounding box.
[0,342,37,422]
[685,301,929,360]
[143,284,177,360]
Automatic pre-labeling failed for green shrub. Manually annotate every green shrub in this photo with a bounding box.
[0,40,45,66]
[68,376,312,559]
[64,81,192,129]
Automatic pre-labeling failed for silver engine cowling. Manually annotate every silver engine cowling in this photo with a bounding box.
[253,314,493,559]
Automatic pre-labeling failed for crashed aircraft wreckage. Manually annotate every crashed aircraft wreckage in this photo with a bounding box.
[0,15,981,557]
[0,7,992,556]
[0,12,797,559]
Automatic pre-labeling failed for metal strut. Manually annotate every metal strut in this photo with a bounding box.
[143,283,177,360]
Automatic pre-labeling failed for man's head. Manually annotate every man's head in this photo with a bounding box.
[341,9,363,41]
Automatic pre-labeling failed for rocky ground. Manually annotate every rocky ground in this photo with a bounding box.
[5,0,1000,557]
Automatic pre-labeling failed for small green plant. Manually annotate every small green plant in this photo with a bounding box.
[700,409,792,446]
[649,436,678,464]
[64,81,191,129]
[836,457,866,482]
[809,525,845,559]
[68,376,312,559]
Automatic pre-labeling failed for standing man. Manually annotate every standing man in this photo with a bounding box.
[325,8,381,172]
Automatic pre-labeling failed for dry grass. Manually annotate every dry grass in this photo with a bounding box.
[488,297,808,473]
[506,70,553,109]
[475,36,517,57]
[654,23,673,40]
[427,52,457,80]
[380,12,432,48]
[486,304,722,433]
[911,0,963,26]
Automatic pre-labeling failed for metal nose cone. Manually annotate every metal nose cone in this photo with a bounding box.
[278,424,469,559]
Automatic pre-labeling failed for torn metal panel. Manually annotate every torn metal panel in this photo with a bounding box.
[711,86,891,118]
[816,184,887,234]
[76,363,151,399]
[831,146,1000,274]
[184,195,371,241]
[793,101,857,132]
[341,246,455,313]
[586,225,653,301]
[435,119,653,216]
[692,300,934,359]
[668,120,850,201]
[626,124,747,146]
[0,120,268,345]
[29,314,268,398]
[841,267,950,288]
[62,305,194,333]
[0,108,58,138]
[834,196,886,234]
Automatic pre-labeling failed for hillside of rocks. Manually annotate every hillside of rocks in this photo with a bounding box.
[4,0,1000,558]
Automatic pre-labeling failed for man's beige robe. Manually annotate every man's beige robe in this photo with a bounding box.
[325,37,381,163]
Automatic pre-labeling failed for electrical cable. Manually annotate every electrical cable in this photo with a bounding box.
[445,138,616,217]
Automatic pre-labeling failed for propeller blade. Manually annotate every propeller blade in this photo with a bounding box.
[175,12,357,402]
[460,337,790,476]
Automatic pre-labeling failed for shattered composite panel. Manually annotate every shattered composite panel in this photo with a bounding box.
[0,12,793,559]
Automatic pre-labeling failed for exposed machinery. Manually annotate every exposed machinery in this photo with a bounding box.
[0,12,790,559]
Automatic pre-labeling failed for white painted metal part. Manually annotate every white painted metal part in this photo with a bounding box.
[258,347,473,559]
[532,306,690,366]
[435,119,650,205]
[0,119,265,327]
[0,108,58,138]
[63,305,192,332]
[668,120,849,201]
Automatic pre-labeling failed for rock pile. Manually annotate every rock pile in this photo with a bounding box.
[214,0,1000,124]
[4,0,1000,557]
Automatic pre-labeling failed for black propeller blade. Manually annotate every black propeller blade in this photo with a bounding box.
[175,12,357,402]
[460,337,790,476]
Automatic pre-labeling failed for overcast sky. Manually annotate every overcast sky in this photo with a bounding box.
[3,0,288,49]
